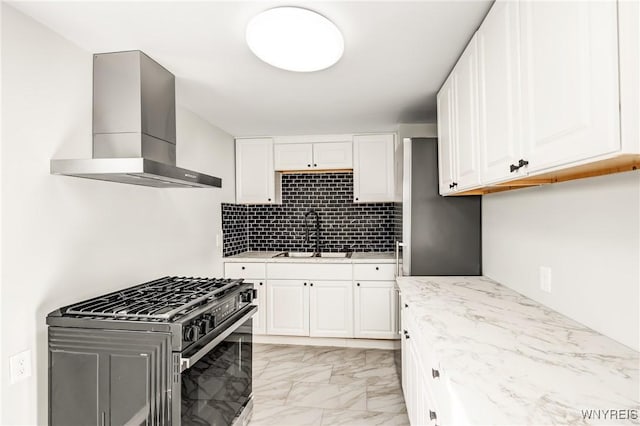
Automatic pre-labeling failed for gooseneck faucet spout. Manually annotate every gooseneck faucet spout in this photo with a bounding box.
[303,209,321,255]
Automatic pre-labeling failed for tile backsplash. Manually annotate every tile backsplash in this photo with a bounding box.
[222,172,400,255]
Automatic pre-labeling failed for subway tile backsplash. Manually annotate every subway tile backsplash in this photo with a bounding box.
[222,172,400,255]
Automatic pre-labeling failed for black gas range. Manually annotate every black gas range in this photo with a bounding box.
[47,276,257,426]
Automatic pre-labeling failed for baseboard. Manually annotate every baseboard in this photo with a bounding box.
[253,334,401,349]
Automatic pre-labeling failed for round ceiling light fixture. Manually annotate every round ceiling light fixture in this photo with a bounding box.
[246,7,344,72]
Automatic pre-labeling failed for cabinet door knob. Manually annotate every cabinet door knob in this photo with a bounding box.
[310,283,314,287]
[355,197,359,201]
[241,266,245,270]
[313,163,317,167]
[307,164,311,167]
[268,198,272,202]
[304,282,307,286]
[375,266,379,270]
[432,368,440,379]
[429,410,437,421]
[356,283,360,286]
[404,303,408,308]
[259,282,263,286]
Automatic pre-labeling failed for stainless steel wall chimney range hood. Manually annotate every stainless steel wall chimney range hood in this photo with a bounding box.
[50,51,222,188]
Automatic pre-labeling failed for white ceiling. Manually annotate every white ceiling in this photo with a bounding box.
[10,1,492,137]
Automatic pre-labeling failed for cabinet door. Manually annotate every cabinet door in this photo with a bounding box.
[236,138,276,204]
[520,0,620,172]
[619,0,640,154]
[354,281,397,339]
[253,280,267,335]
[274,143,313,171]
[478,0,523,184]
[453,35,481,190]
[313,142,353,169]
[353,134,395,202]
[49,327,172,426]
[266,280,309,336]
[437,77,456,195]
[309,280,353,338]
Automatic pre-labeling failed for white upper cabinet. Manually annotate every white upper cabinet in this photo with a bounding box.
[274,143,313,170]
[477,0,523,184]
[437,77,456,195]
[353,134,396,202]
[519,0,620,172]
[235,138,277,204]
[438,35,481,195]
[438,0,633,195]
[274,141,352,171]
[313,142,353,169]
[453,35,482,190]
[617,0,639,154]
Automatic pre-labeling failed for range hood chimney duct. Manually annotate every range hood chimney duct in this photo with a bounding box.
[50,50,222,188]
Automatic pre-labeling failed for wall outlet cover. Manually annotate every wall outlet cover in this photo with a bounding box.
[9,350,32,384]
[539,266,552,293]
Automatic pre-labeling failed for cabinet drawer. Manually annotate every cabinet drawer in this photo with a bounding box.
[267,263,352,280]
[353,263,395,281]
[224,262,266,279]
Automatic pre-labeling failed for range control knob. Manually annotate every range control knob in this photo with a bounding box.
[201,314,215,331]
[196,319,208,336]
[183,325,197,342]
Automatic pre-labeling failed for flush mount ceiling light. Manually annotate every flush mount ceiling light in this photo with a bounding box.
[246,7,344,72]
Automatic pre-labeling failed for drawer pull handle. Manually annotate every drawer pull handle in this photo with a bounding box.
[429,410,437,421]
[432,368,440,379]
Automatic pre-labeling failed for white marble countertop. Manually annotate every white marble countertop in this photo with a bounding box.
[223,251,396,264]
[396,276,640,425]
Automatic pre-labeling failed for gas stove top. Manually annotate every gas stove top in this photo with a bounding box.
[48,276,256,352]
[58,276,244,322]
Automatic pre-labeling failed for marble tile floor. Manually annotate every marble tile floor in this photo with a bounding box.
[249,343,409,426]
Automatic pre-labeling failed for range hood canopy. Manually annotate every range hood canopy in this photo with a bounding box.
[50,50,222,188]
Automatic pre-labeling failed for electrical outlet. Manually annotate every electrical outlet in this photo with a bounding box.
[9,350,32,384]
[539,266,552,293]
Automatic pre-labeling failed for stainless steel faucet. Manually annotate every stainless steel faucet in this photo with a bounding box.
[303,209,321,255]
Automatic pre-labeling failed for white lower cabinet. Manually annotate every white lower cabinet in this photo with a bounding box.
[266,280,309,336]
[267,279,354,338]
[223,262,267,335]
[225,260,398,340]
[402,301,449,426]
[253,280,267,335]
[354,281,397,339]
[309,280,353,338]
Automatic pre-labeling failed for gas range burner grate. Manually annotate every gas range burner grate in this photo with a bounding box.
[63,276,243,321]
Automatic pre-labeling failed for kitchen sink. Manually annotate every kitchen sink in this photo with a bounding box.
[273,252,352,258]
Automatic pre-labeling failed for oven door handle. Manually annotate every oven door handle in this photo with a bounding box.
[180,305,257,372]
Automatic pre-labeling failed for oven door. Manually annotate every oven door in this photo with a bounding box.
[179,305,256,426]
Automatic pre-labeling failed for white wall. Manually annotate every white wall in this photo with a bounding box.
[483,171,640,351]
[1,4,235,424]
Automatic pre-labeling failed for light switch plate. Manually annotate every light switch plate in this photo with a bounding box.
[10,350,32,384]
